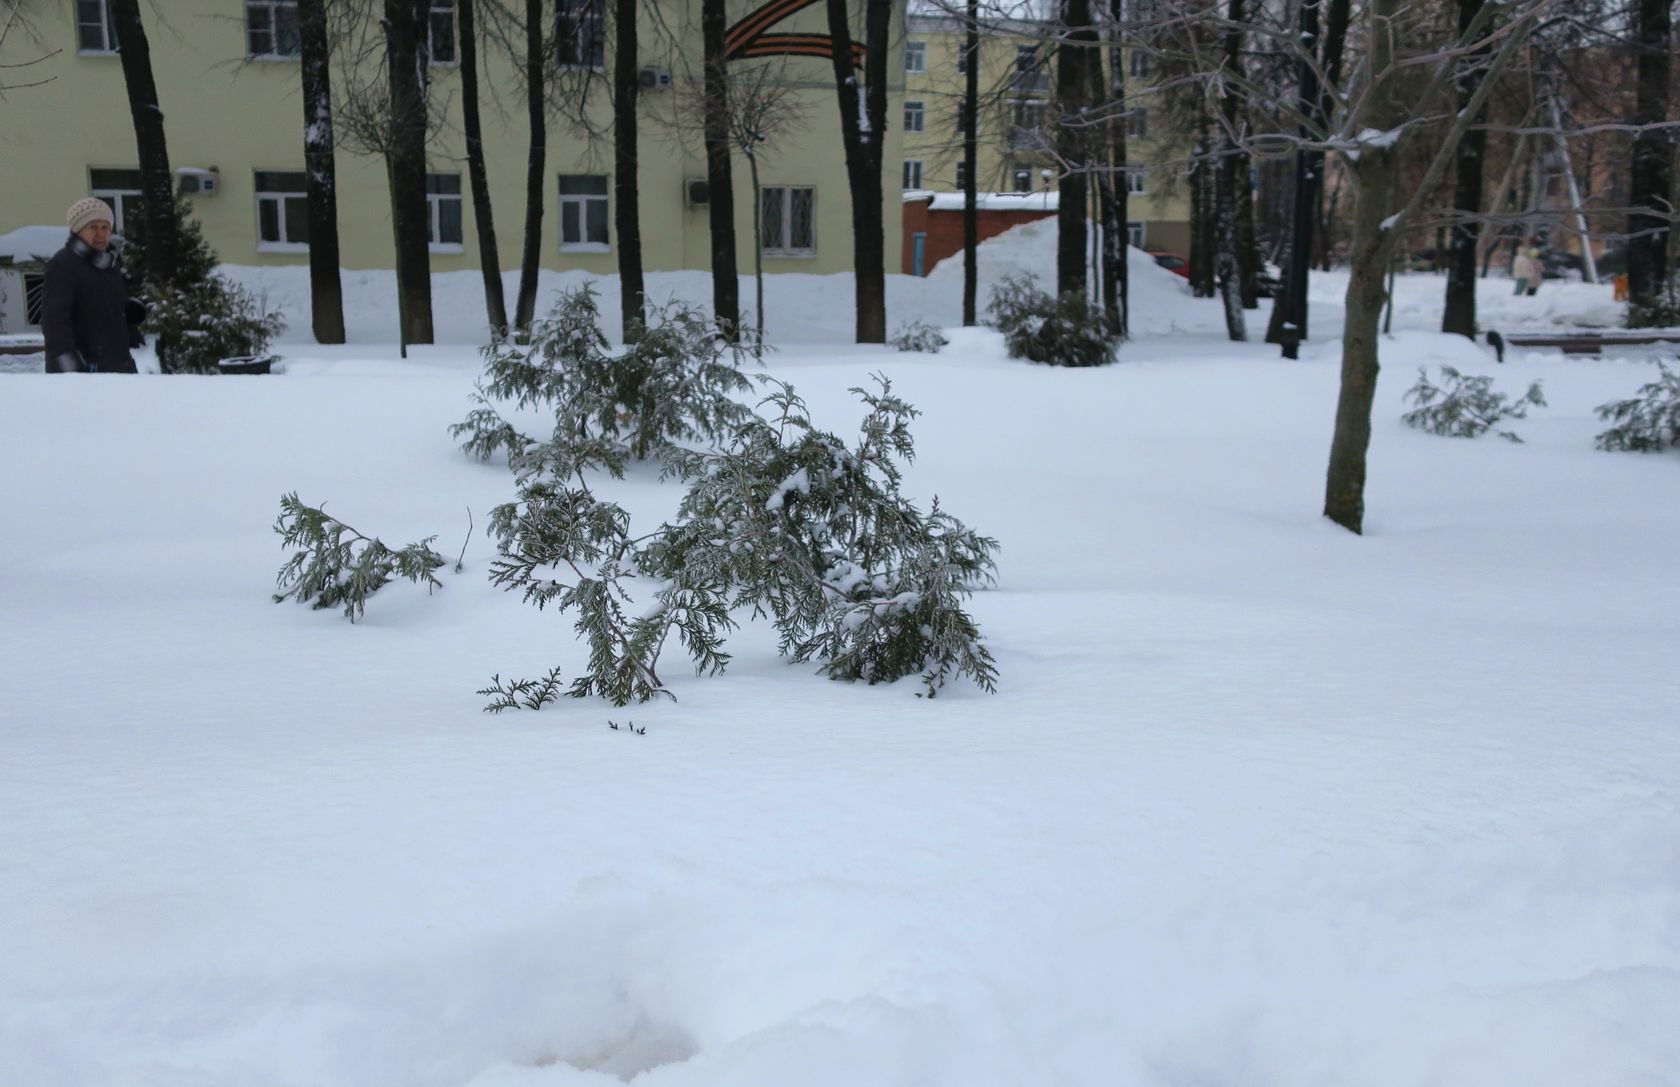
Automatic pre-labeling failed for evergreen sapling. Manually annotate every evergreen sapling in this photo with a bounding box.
[1595,361,1680,452]
[1401,365,1546,443]
[272,493,447,622]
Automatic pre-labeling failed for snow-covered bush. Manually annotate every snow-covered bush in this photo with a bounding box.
[1595,362,1680,453]
[272,493,447,622]
[985,273,1115,368]
[1401,365,1545,443]
[452,284,754,464]
[126,214,284,375]
[890,320,949,354]
[483,375,999,707]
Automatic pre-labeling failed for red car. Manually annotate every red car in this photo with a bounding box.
[1147,251,1191,279]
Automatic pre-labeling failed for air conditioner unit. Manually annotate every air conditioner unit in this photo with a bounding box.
[638,65,672,90]
[176,166,219,196]
[685,178,709,206]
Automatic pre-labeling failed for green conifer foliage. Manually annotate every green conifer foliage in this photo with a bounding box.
[272,494,446,622]
[1401,366,1546,443]
[986,274,1116,367]
[1595,362,1680,452]
[126,214,284,374]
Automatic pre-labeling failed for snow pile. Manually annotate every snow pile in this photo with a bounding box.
[2,260,1678,1085]
[0,224,65,263]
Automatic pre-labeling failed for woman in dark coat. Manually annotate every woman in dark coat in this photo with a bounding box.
[42,197,141,374]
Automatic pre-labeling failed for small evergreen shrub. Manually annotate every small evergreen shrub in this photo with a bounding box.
[890,320,949,354]
[1401,365,1546,443]
[1595,362,1680,452]
[127,215,284,375]
[272,493,447,622]
[452,284,755,465]
[985,273,1116,367]
[483,375,999,707]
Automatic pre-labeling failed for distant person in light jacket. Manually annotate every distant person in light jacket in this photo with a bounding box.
[1511,247,1542,298]
[42,197,142,374]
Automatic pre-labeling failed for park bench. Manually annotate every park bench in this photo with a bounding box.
[1486,328,1680,363]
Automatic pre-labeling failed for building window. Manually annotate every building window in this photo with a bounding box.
[1008,98,1048,149]
[557,0,604,68]
[956,41,976,75]
[1014,45,1047,91]
[428,0,457,65]
[1127,221,1147,247]
[247,0,300,58]
[559,174,609,249]
[1126,166,1147,195]
[1126,107,1148,139]
[761,185,815,255]
[1129,48,1151,78]
[903,41,926,73]
[89,168,143,234]
[903,101,924,133]
[23,273,46,326]
[1010,165,1032,192]
[902,160,923,190]
[255,170,309,249]
[76,0,118,53]
[954,161,967,190]
[426,173,463,248]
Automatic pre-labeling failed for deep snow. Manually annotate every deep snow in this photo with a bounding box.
[2,223,1677,1087]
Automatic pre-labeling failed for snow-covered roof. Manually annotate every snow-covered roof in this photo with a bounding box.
[904,191,1060,212]
[0,226,65,265]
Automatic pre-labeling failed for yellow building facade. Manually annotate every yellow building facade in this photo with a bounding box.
[0,0,906,277]
[897,12,1188,255]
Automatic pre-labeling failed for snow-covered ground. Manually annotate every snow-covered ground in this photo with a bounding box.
[3,224,1678,1087]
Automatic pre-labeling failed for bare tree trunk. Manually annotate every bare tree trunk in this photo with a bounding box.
[299,0,346,344]
[1214,0,1247,339]
[1237,148,1258,309]
[108,0,178,290]
[615,0,645,340]
[1190,122,1217,298]
[962,0,979,326]
[1442,0,1487,339]
[514,0,545,332]
[384,0,433,345]
[702,0,740,339]
[747,151,765,352]
[1106,0,1127,337]
[459,0,508,337]
[1324,0,1403,535]
[1055,0,1095,299]
[1266,0,1319,350]
[825,0,889,343]
[1628,0,1672,325]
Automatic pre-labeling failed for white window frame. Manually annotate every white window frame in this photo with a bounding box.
[903,41,926,73]
[89,168,143,234]
[76,0,119,54]
[760,185,816,257]
[556,0,605,70]
[1126,107,1149,139]
[903,100,925,133]
[1126,166,1147,195]
[956,41,975,75]
[1129,48,1151,78]
[254,170,309,252]
[427,0,458,66]
[1010,165,1033,192]
[558,174,610,252]
[1127,221,1147,248]
[426,172,464,252]
[246,0,301,60]
[902,160,923,190]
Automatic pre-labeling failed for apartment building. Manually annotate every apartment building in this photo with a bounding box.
[0,0,907,277]
[898,11,1188,255]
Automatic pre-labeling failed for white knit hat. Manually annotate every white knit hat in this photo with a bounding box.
[67,197,116,234]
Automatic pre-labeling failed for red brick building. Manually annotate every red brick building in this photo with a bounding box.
[900,191,1057,276]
